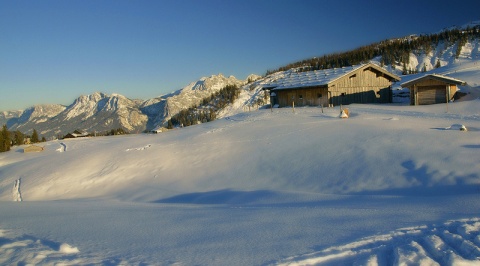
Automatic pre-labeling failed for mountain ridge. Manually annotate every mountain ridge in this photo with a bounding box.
[2,74,250,138]
[2,20,480,139]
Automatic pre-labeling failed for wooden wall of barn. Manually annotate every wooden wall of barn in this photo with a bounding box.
[276,87,329,107]
[328,67,393,105]
[407,79,457,105]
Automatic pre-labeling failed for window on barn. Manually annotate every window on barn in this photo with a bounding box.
[317,93,322,98]
[299,95,303,100]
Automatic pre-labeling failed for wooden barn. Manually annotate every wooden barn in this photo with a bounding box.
[23,145,44,153]
[265,63,400,107]
[63,131,89,139]
[400,74,466,105]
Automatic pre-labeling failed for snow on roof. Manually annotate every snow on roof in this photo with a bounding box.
[269,66,357,90]
[267,63,399,91]
[401,74,467,87]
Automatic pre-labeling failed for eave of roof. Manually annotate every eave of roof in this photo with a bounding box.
[401,74,466,88]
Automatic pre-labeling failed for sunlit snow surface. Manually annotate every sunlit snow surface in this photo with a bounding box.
[2,55,480,264]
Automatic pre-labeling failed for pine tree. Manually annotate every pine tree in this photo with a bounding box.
[0,127,4,152]
[31,129,39,143]
[435,59,441,68]
[14,130,24,146]
[402,63,408,75]
[1,125,11,152]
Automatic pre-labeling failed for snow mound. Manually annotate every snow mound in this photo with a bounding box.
[446,124,468,131]
[0,229,84,265]
[279,218,480,266]
[59,243,80,254]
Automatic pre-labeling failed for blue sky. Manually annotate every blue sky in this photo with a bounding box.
[1,0,479,111]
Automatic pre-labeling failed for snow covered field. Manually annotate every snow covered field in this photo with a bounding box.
[1,60,480,264]
[1,99,479,265]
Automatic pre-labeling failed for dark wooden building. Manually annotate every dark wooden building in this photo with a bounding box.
[401,74,466,105]
[63,131,89,139]
[265,63,400,107]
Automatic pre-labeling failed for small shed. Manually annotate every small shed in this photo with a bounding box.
[401,74,466,105]
[263,62,400,107]
[150,127,167,134]
[64,131,89,138]
[23,145,44,153]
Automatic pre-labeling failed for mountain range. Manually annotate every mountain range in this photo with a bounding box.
[0,74,261,139]
[1,21,479,139]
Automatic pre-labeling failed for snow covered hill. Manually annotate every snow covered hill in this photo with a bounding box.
[1,75,479,264]
[381,37,480,77]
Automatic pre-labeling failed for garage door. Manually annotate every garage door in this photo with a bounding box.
[418,86,445,105]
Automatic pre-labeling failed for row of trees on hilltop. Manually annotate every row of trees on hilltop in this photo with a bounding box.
[266,27,480,75]
[0,126,45,152]
[167,84,240,128]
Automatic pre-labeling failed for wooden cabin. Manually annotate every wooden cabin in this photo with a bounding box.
[265,63,400,107]
[400,74,466,105]
[63,131,89,139]
[23,145,44,153]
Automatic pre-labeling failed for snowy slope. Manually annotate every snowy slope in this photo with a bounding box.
[1,89,479,265]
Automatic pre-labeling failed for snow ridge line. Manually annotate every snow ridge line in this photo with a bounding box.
[352,105,480,122]
[0,229,83,265]
[277,218,480,266]
[125,144,151,151]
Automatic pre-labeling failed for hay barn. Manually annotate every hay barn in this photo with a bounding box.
[400,74,466,105]
[23,145,44,153]
[265,63,400,107]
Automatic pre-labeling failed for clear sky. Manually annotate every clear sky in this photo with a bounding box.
[1,0,479,111]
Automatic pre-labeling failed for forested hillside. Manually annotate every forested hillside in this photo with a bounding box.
[267,26,480,75]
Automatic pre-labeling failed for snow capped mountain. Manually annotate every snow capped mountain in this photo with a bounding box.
[163,74,245,122]
[40,92,149,137]
[142,73,247,131]
[2,74,249,138]
[3,93,149,138]
[7,104,66,135]
[0,110,23,128]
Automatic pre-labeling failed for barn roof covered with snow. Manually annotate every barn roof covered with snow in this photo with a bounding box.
[400,74,466,88]
[266,63,400,91]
